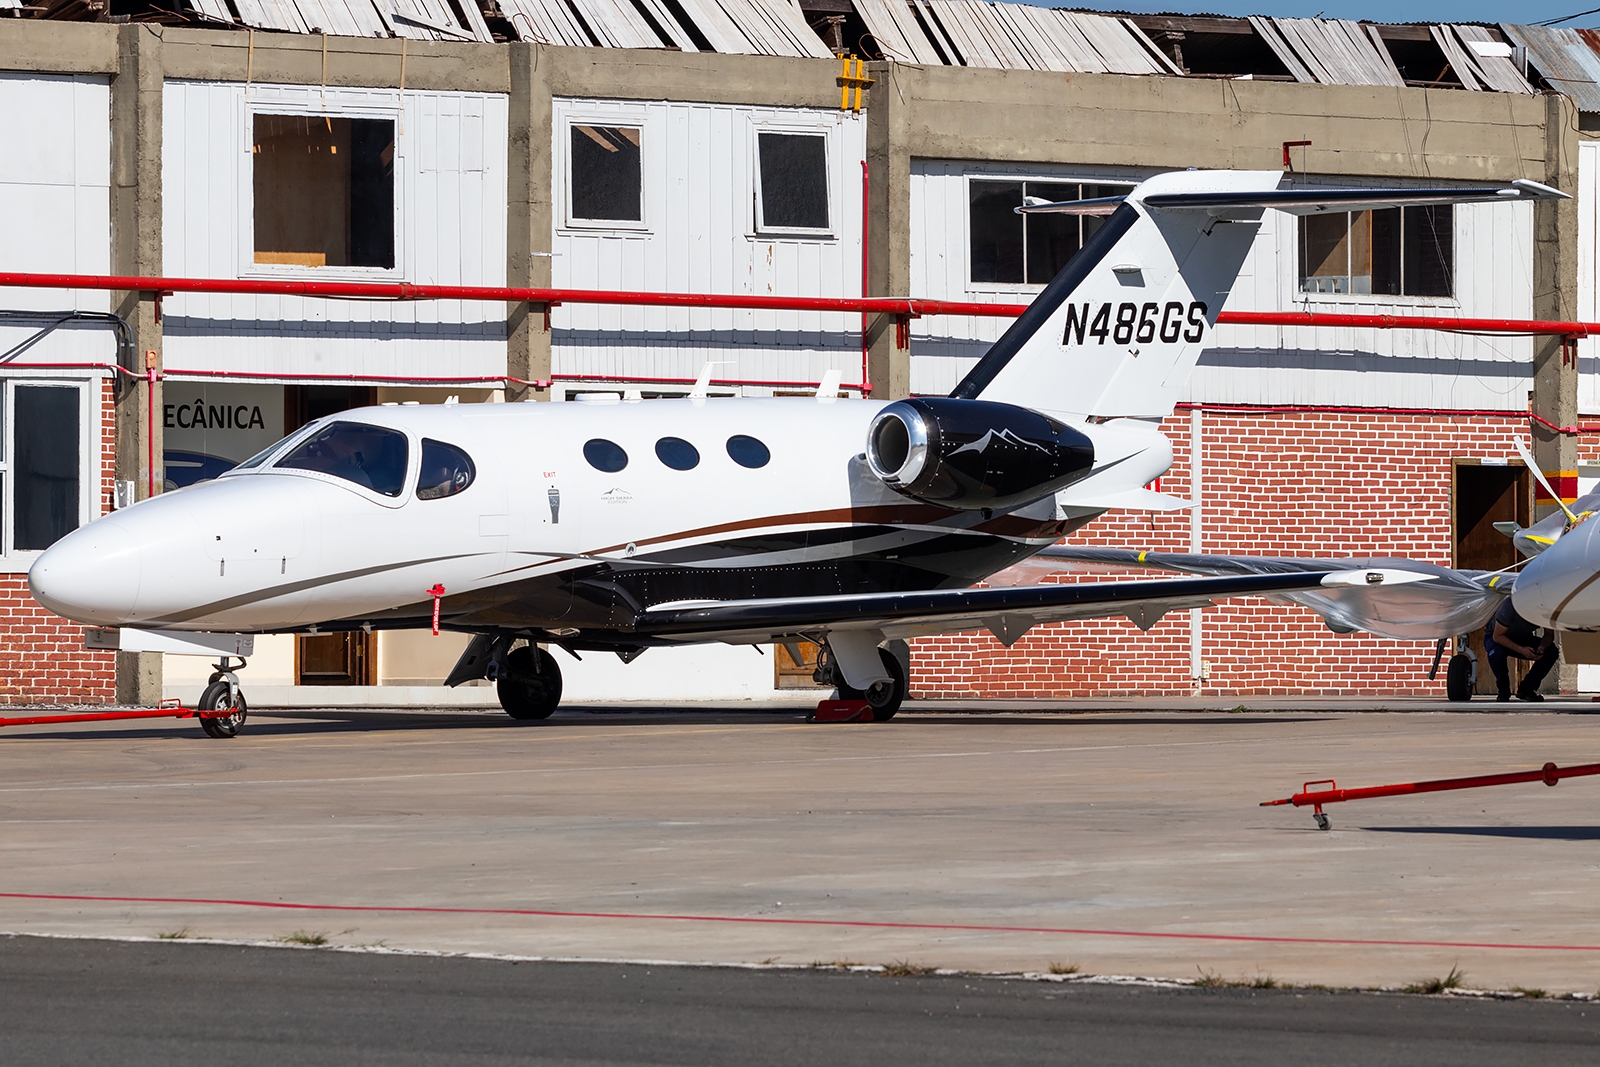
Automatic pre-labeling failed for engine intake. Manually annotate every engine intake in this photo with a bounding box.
[866,398,1094,510]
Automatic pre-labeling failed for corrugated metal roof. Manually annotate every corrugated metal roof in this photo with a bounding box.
[1501,23,1600,110]
[861,1,1177,75]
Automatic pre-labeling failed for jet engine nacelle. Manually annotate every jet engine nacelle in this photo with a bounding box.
[865,398,1094,511]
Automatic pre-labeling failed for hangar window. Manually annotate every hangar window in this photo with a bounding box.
[4,383,84,553]
[253,114,396,270]
[570,125,642,223]
[276,422,409,497]
[655,437,700,471]
[970,179,1133,286]
[1299,206,1453,298]
[756,132,829,233]
[416,440,476,500]
[726,435,770,469]
[584,438,629,473]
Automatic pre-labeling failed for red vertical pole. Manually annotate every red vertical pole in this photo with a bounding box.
[861,158,870,394]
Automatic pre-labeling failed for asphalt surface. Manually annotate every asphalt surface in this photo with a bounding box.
[1,935,1596,1067]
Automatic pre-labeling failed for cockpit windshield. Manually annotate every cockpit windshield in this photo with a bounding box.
[274,421,410,497]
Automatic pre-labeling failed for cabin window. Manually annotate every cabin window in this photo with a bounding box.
[969,179,1132,286]
[252,114,396,270]
[570,125,642,223]
[655,437,700,471]
[756,132,829,233]
[1299,205,1453,297]
[726,435,770,469]
[416,440,476,500]
[276,421,410,497]
[583,438,629,473]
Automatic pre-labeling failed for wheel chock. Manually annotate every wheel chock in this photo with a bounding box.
[810,699,874,723]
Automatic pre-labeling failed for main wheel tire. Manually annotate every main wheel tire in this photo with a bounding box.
[197,679,247,738]
[498,645,562,720]
[837,647,906,722]
[1445,652,1473,702]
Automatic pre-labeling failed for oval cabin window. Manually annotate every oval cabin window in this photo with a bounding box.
[726,435,770,469]
[655,437,700,471]
[584,438,629,473]
[416,439,476,500]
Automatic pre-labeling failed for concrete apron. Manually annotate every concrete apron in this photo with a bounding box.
[2,707,1599,993]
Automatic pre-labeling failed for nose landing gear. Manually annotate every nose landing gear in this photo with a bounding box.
[814,639,909,722]
[197,657,248,738]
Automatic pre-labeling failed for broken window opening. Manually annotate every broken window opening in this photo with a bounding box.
[570,125,643,223]
[253,113,396,270]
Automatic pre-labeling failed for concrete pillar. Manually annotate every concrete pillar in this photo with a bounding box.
[506,42,552,403]
[110,25,163,704]
[1531,93,1580,693]
[864,61,912,401]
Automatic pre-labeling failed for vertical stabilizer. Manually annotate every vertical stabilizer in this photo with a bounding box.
[950,170,1279,422]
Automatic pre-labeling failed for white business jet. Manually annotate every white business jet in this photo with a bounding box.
[28,170,1564,735]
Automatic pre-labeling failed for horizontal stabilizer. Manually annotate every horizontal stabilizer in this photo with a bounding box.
[1019,179,1568,216]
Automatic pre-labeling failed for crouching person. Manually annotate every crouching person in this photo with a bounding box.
[1484,600,1560,703]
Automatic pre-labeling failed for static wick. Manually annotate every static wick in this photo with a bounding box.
[428,584,446,635]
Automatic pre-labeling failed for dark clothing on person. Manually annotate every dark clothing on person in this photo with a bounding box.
[1483,600,1559,700]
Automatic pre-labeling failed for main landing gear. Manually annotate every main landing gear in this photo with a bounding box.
[497,644,563,720]
[197,656,248,738]
[815,639,909,722]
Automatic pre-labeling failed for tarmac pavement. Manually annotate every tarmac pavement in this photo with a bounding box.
[2,699,1600,993]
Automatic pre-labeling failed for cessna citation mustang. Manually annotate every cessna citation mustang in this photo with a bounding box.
[29,170,1564,735]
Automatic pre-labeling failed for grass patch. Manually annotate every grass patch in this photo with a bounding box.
[277,930,331,946]
[881,960,938,977]
[1192,968,1278,989]
[1193,968,1228,988]
[1047,961,1081,975]
[810,959,862,970]
[1403,965,1466,995]
[156,927,191,940]
[1244,974,1279,989]
[1511,986,1548,999]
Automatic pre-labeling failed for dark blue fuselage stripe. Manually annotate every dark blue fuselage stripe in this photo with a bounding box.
[949,202,1140,401]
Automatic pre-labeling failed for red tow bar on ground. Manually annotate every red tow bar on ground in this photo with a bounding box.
[1263,760,1600,830]
[0,699,231,730]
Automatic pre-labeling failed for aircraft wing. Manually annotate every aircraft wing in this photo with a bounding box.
[1030,548,1510,641]
[637,568,1432,647]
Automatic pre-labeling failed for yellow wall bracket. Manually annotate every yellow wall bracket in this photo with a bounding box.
[837,55,874,113]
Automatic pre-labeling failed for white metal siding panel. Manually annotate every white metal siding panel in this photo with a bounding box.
[1582,140,1599,414]
[161,81,508,381]
[909,160,1537,409]
[0,74,113,367]
[551,98,866,391]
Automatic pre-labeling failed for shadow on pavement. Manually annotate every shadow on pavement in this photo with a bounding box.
[1363,825,1600,841]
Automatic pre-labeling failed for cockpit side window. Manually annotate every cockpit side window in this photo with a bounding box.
[416,439,476,500]
[276,421,410,497]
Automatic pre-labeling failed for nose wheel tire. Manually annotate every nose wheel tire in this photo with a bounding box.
[1445,652,1473,702]
[498,645,563,720]
[197,680,247,738]
[836,647,907,722]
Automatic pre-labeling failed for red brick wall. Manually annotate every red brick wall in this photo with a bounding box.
[910,408,1546,698]
[0,377,117,705]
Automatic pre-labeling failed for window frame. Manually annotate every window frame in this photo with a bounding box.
[964,173,1137,293]
[1292,197,1460,305]
[0,375,99,572]
[561,114,650,233]
[751,124,834,240]
[241,97,405,284]
[259,419,418,509]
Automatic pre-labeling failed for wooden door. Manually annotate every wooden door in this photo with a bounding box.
[775,640,828,689]
[1453,461,1530,694]
[287,385,379,686]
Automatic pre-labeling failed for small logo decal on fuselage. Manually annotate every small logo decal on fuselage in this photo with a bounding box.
[601,488,632,504]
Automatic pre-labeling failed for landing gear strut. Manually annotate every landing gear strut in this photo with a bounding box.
[497,644,563,720]
[198,656,248,738]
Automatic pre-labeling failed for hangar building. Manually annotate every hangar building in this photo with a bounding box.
[0,6,1594,704]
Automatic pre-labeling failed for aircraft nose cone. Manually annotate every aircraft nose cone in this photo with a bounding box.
[28,518,143,626]
[1513,518,1600,630]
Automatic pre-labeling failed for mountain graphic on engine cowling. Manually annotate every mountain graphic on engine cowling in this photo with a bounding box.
[949,428,1052,459]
